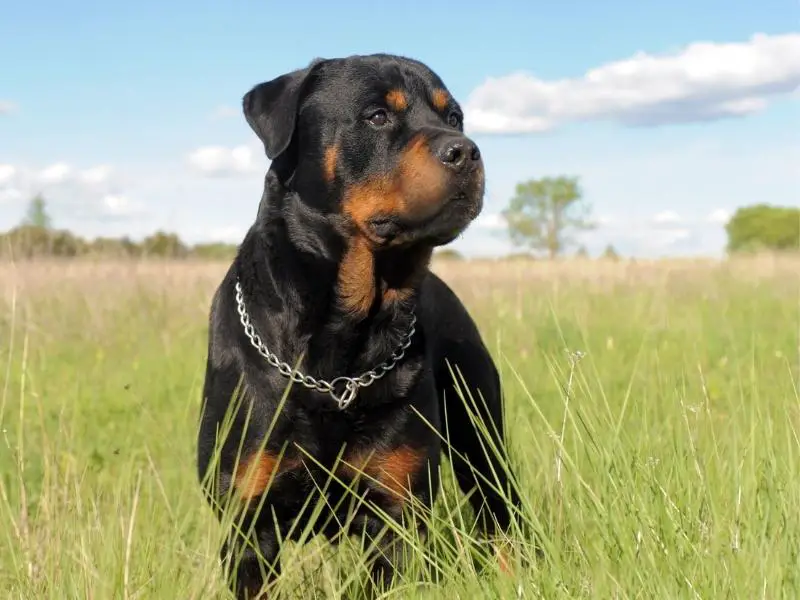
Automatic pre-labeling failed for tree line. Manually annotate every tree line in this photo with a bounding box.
[1,195,238,260]
[2,187,798,261]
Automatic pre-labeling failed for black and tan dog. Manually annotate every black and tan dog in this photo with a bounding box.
[196,53,521,599]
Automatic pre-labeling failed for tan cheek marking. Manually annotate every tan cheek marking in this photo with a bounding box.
[386,89,408,111]
[342,177,398,234]
[396,134,449,220]
[323,144,338,182]
[341,134,449,230]
[432,88,450,111]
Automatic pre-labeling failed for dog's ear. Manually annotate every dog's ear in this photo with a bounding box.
[242,66,314,160]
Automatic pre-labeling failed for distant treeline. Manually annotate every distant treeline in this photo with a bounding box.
[0,226,478,262]
[0,225,239,260]
[2,201,797,261]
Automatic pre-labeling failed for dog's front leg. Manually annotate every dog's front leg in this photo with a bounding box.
[220,519,281,600]
[362,515,426,594]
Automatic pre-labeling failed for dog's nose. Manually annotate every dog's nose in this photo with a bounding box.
[437,137,481,172]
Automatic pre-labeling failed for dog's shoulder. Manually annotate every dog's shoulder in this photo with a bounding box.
[418,270,485,346]
[419,270,463,314]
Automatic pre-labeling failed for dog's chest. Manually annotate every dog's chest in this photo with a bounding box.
[287,385,413,460]
[248,353,435,496]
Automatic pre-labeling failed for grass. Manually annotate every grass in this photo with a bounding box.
[0,255,798,599]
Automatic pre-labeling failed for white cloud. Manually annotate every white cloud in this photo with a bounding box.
[460,206,711,257]
[39,162,72,183]
[455,219,706,259]
[595,215,618,226]
[632,227,692,248]
[53,192,150,224]
[0,164,16,185]
[556,205,737,257]
[32,163,117,188]
[707,208,731,224]
[187,144,263,177]
[474,212,507,230]
[465,32,800,134]
[0,164,22,205]
[0,164,26,206]
[652,210,682,224]
[0,100,16,114]
[100,194,146,217]
[0,187,23,204]
[584,220,703,256]
[80,165,113,185]
[0,161,153,229]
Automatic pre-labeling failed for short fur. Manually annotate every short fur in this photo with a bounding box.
[196,53,521,599]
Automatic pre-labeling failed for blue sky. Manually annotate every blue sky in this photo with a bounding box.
[1,1,798,258]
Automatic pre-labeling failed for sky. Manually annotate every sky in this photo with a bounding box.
[1,1,798,258]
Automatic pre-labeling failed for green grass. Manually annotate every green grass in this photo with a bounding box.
[1,256,798,599]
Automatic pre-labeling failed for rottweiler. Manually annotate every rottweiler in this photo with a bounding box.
[196,53,521,599]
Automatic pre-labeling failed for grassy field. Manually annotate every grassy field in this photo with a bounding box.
[1,255,798,599]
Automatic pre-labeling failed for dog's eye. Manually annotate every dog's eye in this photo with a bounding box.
[367,109,389,127]
[447,112,462,128]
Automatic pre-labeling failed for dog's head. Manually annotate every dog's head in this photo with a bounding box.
[243,53,484,250]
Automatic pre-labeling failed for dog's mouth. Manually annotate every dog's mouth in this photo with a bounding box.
[365,192,482,249]
[367,216,404,241]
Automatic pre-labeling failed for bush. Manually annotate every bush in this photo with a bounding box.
[726,204,800,253]
[434,249,465,261]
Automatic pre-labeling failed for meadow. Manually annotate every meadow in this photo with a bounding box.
[1,255,798,599]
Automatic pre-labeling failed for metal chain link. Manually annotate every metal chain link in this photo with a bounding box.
[234,280,416,410]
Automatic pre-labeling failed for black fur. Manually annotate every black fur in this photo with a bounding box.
[196,53,521,599]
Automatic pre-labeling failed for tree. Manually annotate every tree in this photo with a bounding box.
[141,231,188,258]
[501,176,593,259]
[22,194,53,229]
[725,204,800,253]
[601,244,620,261]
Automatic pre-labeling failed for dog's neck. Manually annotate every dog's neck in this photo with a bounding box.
[248,171,430,334]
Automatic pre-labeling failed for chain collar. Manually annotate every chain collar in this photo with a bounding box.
[234,280,417,410]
